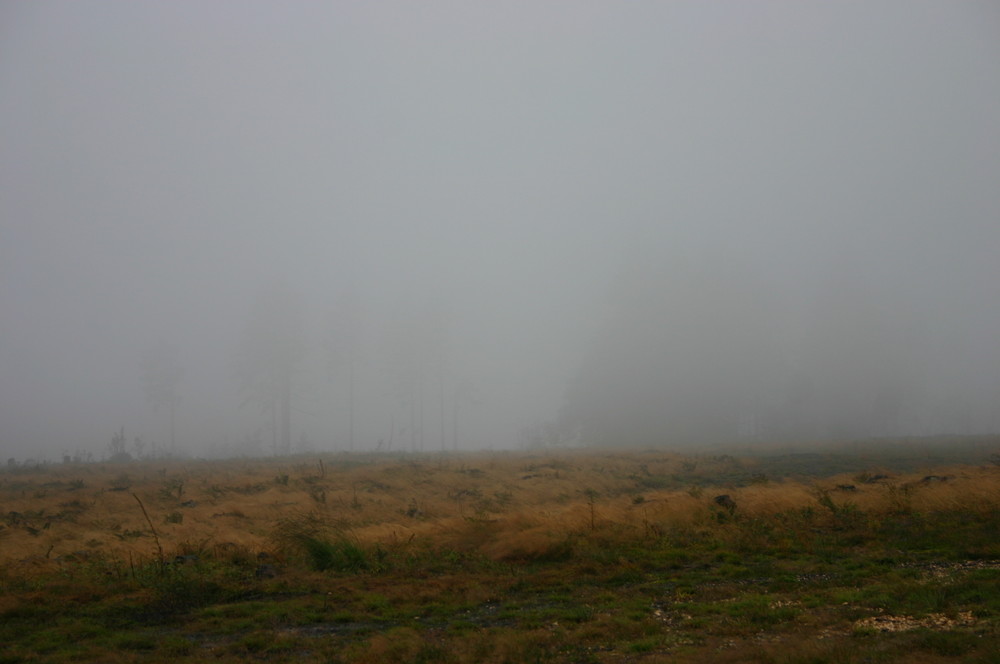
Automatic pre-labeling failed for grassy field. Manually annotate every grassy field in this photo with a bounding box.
[2,438,999,663]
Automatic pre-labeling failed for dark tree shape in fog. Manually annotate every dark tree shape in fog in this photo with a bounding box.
[235,283,306,455]
[140,340,183,453]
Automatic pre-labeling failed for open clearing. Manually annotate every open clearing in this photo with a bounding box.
[2,438,999,663]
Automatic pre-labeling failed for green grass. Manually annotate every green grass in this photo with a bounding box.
[2,447,999,663]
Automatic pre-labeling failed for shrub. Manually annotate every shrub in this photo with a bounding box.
[273,511,370,572]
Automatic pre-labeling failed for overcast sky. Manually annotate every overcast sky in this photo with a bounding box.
[2,2,999,459]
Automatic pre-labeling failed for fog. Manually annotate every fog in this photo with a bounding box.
[2,2,999,460]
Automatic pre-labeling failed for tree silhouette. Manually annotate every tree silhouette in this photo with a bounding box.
[235,283,305,455]
[140,341,183,453]
[565,256,784,446]
[384,300,449,452]
[325,292,362,451]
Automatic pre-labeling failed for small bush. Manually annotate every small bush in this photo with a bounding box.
[297,534,368,572]
[274,512,370,572]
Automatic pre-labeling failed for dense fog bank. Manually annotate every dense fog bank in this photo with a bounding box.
[2,2,998,459]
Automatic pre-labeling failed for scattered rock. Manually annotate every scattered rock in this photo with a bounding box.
[854,611,975,632]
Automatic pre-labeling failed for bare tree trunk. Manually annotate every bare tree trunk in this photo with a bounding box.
[169,399,176,454]
[280,377,291,455]
[452,384,459,452]
[417,373,424,452]
[440,373,446,452]
[348,355,355,452]
[409,389,417,453]
[271,398,278,454]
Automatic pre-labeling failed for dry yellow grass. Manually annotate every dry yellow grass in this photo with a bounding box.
[2,450,998,571]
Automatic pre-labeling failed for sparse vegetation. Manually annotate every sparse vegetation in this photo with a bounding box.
[1,440,998,662]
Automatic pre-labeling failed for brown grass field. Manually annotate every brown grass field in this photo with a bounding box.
[2,439,999,662]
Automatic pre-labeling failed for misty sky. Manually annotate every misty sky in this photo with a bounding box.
[2,2,999,459]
